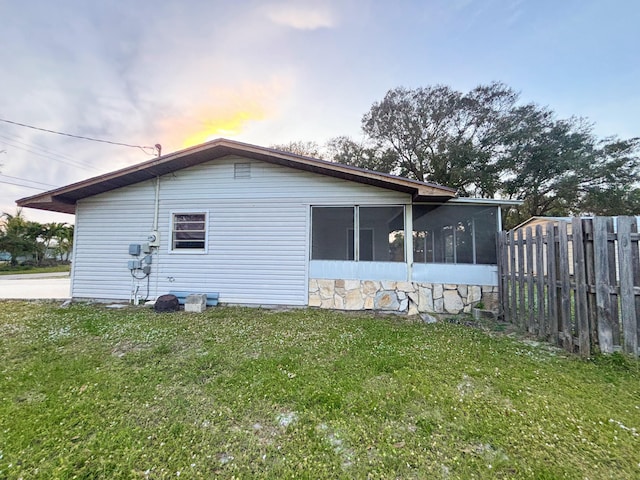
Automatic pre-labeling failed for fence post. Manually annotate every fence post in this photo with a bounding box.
[526,227,535,333]
[594,217,614,353]
[572,218,590,357]
[607,218,621,346]
[617,216,638,355]
[546,224,558,344]
[517,229,525,330]
[557,222,572,352]
[497,231,509,322]
[630,219,640,358]
[535,225,546,337]
[510,231,518,326]
[583,219,598,350]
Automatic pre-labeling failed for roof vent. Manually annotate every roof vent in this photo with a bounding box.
[234,162,251,179]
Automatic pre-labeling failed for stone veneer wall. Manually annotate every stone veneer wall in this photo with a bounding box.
[308,278,499,315]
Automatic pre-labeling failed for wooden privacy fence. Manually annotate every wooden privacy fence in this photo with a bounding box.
[497,216,640,357]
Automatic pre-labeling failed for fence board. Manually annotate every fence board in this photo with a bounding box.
[517,229,525,329]
[526,227,535,333]
[509,232,517,325]
[631,222,640,357]
[583,219,598,346]
[617,217,638,355]
[546,224,558,343]
[572,218,590,357]
[557,222,572,351]
[498,231,509,322]
[606,217,621,346]
[535,225,545,337]
[497,216,639,357]
[594,217,614,353]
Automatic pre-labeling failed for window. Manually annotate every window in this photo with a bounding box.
[311,207,354,260]
[311,206,405,262]
[171,213,207,251]
[412,205,497,265]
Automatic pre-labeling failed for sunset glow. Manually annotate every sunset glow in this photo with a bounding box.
[181,109,267,147]
[160,78,291,149]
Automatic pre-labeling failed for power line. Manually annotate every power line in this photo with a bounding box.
[0,136,99,172]
[0,117,158,155]
[0,173,59,188]
[0,131,95,167]
[0,179,48,191]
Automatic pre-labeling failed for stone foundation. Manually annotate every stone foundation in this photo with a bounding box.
[308,279,499,315]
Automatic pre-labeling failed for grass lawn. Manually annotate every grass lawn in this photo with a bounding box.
[1,302,638,479]
[0,264,71,276]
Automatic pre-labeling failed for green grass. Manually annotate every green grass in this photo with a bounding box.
[0,302,638,479]
[0,264,70,275]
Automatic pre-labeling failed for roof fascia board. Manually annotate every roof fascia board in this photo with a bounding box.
[17,138,457,212]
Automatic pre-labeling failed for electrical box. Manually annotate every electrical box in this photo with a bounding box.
[143,255,153,265]
[141,242,151,254]
[147,231,160,247]
[128,244,141,256]
[128,260,141,270]
[142,265,151,275]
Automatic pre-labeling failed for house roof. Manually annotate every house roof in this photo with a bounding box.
[17,138,458,215]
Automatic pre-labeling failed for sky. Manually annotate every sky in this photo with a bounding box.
[0,0,639,224]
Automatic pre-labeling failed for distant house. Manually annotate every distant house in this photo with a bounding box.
[17,139,519,314]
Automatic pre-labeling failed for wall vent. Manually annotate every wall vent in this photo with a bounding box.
[234,162,251,179]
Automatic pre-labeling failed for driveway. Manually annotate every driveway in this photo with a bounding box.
[0,272,71,300]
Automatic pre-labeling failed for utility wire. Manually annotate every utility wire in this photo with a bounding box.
[0,117,158,155]
[0,136,99,172]
[0,179,48,191]
[0,131,95,167]
[0,173,59,188]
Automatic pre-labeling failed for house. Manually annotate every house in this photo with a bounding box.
[17,139,520,314]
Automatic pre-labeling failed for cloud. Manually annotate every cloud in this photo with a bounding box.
[265,2,336,30]
[157,76,294,149]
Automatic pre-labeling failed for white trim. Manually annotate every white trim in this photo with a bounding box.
[412,263,498,286]
[405,203,413,281]
[168,210,210,254]
[444,198,523,206]
[309,260,408,281]
[304,204,311,305]
[69,213,80,297]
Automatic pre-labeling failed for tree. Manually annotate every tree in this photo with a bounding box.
[54,224,74,262]
[359,83,640,225]
[0,209,39,266]
[270,141,324,158]
[578,137,640,215]
[39,222,69,264]
[325,136,398,173]
[361,82,518,196]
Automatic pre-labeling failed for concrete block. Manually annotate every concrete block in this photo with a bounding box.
[185,293,207,313]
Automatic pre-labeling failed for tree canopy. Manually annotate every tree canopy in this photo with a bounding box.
[275,82,640,228]
[0,209,73,266]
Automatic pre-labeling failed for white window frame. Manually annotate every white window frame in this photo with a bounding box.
[169,210,209,254]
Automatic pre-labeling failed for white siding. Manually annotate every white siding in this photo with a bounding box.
[72,156,409,305]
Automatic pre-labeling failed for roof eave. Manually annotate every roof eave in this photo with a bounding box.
[16,138,458,214]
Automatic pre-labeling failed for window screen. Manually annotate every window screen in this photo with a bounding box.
[171,213,207,250]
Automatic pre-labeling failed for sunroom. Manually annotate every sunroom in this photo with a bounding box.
[308,198,514,313]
